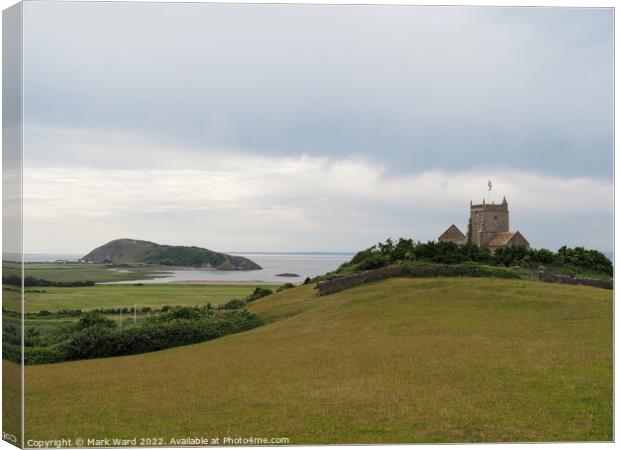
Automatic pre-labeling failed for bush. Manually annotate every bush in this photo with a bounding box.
[529,248,556,265]
[62,325,119,360]
[5,343,69,365]
[245,287,273,302]
[3,324,20,346]
[277,283,295,292]
[154,306,208,321]
[492,245,530,266]
[75,312,115,330]
[24,328,44,347]
[355,253,391,271]
[2,343,22,363]
[221,298,246,310]
[556,246,612,276]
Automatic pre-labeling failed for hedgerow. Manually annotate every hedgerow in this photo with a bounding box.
[4,308,263,365]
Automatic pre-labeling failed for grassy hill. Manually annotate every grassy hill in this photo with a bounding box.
[82,238,261,270]
[19,277,612,443]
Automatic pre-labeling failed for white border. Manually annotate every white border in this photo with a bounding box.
[0,2,616,450]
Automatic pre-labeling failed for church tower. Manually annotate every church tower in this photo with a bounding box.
[438,187,529,252]
[467,196,509,247]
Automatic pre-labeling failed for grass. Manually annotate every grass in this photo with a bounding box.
[17,277,611,443]
[3,287,20,312]
[16,284,278,313]
[3,361,21,445]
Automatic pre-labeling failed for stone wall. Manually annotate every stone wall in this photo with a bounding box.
[538,266,612,290]
[317,266,409,296]
[316,264,613,296]
[316,263,519,296]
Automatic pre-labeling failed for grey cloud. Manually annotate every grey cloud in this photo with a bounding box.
[22,3,613,178]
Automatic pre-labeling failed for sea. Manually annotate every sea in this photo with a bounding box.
[17,252,354,284]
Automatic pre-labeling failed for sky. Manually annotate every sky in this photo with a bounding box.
[18,2,613,254]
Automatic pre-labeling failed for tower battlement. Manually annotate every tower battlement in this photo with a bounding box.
[470,196,508,211]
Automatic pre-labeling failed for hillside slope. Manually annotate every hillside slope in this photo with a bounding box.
[82,238,261,270]
[22,278,612,443]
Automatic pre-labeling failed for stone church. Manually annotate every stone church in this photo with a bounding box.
[438,197,529,252]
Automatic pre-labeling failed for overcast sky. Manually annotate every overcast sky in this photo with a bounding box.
[20,2,613,254]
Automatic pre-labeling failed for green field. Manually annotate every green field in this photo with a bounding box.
[16,284,278,313]
[4,261,169,283]
[17,277,612,444]
[2,287,20,312]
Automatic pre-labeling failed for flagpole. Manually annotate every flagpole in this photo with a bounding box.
[486,179,492,203]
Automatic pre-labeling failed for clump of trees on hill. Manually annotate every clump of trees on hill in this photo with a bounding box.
[337,239,612,277]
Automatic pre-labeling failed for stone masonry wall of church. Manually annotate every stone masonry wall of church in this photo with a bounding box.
[468,204,509,246]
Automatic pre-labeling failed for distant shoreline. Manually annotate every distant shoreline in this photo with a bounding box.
[169,280,293,286]
[229,251,355,256]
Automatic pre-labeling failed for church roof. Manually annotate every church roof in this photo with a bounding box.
[486,231,530,248]
[486,232,514,248]
[507,230,529,247]
[438,224,466,241]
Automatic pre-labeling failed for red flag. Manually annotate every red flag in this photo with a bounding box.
[487,179,492,191]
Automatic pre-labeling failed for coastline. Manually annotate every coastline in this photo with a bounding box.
[168,280,298,286]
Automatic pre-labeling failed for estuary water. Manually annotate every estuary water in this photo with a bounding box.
[109,253,353,284]
[20,252,353,284]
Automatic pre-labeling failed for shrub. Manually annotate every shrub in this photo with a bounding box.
[24,328,44,347]
[277,283,295,292]
[355,253,391,271]
[5,343,68,365]
[154,306,207,321]
[3,324,20,346]
[75,312,115,330]
[2,343,22,363]
[490,245,526,266]
[221,298,246,310]
[246,287,273,302]
[529,248,556,265]
[556,246,612,276]
[62,325,119,360]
